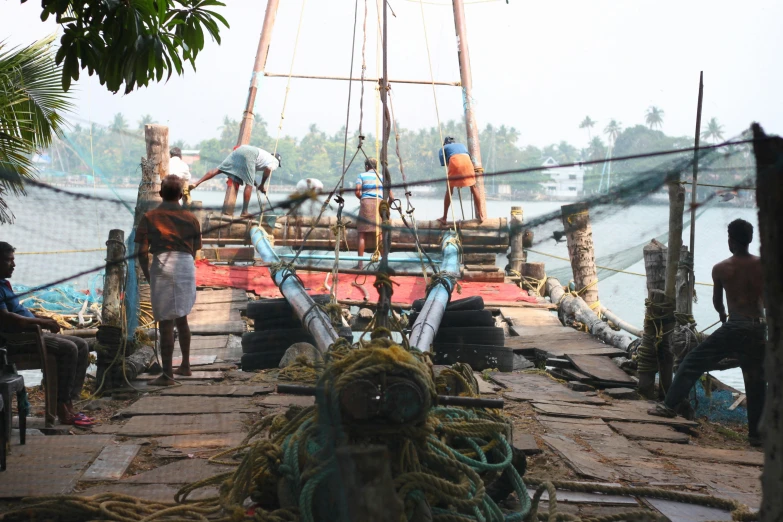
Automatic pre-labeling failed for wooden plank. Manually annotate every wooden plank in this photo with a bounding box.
[121,396,256,416]
[172,355,216,367]
[461,270,505,282]
[464,264,501,272]
[135,371,224,381]
[195,289,247,305]
[125,459,234,484]
[501,308,561,327]
[609,422,690,444]
[531,401,699,427]
[639,441,763,466]
[0,435,111,498]
[81,484,219,503]
[512,432,541,455]
[178,336,229,351]
[474,373,499,394]
[190,321,246,335]
[201,247,255,262]
[566,355,635,385]
[258,394,316,409]
[538,417,615,440]
[541,435,621,482]
[188,309,242,324]
[82,444,141,481]
[156,433,246,450]
[161,384,273,397]
[118,413,244,437]
[644,497,732,522]
[528,487,638,506]
[490,372,605,405]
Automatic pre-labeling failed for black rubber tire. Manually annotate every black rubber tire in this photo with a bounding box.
[407,310,494,329]
[241,351,285,372]
[434,326,505,346]
[246,294,331,321]
[241,329,317,354]
[412,295,485,313]
[253,316,302,331]
[432,343,514,371]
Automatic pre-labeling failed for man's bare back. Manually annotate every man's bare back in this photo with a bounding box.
[712,254,764,320]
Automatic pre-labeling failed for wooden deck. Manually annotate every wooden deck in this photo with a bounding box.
[0,288,763,521]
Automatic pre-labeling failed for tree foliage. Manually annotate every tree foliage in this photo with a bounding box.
[645,106,665,130]
[21,0,229,93]
[0,36,73,223]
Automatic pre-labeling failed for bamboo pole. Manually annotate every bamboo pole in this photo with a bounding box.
[376,0,392,329]
[264,71,459,86]
[750,123,783,520]
[687,72,704,305]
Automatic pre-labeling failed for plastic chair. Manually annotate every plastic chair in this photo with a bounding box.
[0,348,26,471]
[0,326,57,427]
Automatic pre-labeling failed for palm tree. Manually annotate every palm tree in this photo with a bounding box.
[702,117,725,144]
[109,113,129,133]
[579,116,595,142]
[137,114,154,131]
[604,119,622,145]
[0,36,72,223]
[645,106,665,130]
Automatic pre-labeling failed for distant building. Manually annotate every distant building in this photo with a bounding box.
[180,150,200,165]
[497,183,512,195]
[539,157,584,199]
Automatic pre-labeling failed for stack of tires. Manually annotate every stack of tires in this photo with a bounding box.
[409,296,513,371]
[241,295,331,371]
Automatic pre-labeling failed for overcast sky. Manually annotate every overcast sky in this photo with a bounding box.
[2,0,782,149]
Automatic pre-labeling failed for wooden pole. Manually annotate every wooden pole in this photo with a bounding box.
[102,230,125,327]
[637,239,668,398]
[675,246,693,316]
[223,0,280,217]
[665,183,686,302]
[144,125,169,181]
[561,202,599,308]
[688,71,704,305]
[452,0,487,222]
[376,0,392,329]
[751,123,783,521]
[508,206,525,274]
[264,71,460,86]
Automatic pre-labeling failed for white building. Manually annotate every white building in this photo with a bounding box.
[539,157,584,199]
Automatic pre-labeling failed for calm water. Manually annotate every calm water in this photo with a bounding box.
[2,185,756,391]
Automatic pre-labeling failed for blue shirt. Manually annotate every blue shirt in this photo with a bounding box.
[438,142,470,166]
[0,280,34,318]
[355,171,382,199]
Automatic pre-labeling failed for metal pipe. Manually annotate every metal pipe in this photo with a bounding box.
[250,226,339,353]
[409,231,460,352]
[276,384,504,409]
[264,71,460,86]
[278,253,436,263]
[451,0,487,221]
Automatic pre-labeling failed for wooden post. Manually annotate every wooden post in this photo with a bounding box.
[375,0,392,330]
[637,239,667,398]
[144,125,169,181]
[561,202,599,308]
[452,0,487,221]
[750,123,783,521]
[102,230,125,327]
[675,246,693,316]
[664,183,685,302]
[336,446,405,522]
[508,206,525,274]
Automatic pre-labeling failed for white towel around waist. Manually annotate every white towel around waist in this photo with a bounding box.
[149,251,196,321]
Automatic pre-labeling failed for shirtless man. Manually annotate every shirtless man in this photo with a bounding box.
[649,219,766,446]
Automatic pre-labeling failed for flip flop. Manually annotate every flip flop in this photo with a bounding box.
[73,418,95,428]
[73,413,96,422]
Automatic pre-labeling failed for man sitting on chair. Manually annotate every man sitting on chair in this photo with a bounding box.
[0,242,92,426]
[136,175,202,386]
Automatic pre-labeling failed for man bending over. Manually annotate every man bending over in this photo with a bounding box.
[136,176,202,386]
[649,219,766,446]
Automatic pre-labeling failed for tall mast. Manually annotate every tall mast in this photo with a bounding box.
[222,0,281,215]
[377,0,392,328]
[452,0,487,220]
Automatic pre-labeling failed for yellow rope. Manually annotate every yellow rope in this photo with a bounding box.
[525,248,714,286]
[16,248,105,255]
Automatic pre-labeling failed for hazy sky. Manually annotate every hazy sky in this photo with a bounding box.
[2,0,781,149]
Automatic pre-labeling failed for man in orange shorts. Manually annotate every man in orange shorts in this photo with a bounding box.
[436,137,484,224]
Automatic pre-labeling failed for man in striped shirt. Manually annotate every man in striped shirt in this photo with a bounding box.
[354,158,391,268]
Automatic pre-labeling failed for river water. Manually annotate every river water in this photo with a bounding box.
[2,185,757,391]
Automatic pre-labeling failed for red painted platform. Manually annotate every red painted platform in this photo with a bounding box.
[195,260,538,305]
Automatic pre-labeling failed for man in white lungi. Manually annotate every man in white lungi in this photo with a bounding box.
[135,175,202,386]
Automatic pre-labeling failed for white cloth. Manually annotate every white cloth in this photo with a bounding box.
[296,178,324,193]
[149,251,196,321]
[169,156,191,183]
[255,149,279,173]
